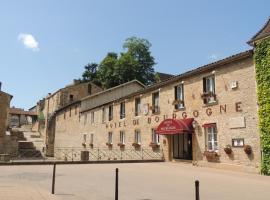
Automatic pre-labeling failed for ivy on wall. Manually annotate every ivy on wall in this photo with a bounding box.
[254,37,270,175]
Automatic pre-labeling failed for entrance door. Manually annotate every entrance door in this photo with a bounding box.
[172,133,192,160]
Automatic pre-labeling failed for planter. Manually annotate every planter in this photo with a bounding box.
[204,151,219,161]
[201,91,216,99]
[224,145,232,154]
[89,143,94,148]
[82,143,86,148]
[149,143,160,148]
[244,145,252,155]
[117,143,125,148]
[106,143,113,147]
[132,143,141,148]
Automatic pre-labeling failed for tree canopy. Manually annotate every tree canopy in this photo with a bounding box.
[81,37,157,88]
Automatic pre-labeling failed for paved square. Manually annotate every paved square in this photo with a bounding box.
[0,163,270,200]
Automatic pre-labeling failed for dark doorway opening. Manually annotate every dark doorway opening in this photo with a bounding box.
[172,133,192,160]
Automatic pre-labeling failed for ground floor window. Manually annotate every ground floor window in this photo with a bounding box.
[205,124,218,151]
[108,132,113,144]
[151,129,160,144]
[90,133,94,145]
[134,130,141,144]
[120,131,125,144]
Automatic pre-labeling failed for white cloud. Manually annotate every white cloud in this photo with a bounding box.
[18,33,39,51]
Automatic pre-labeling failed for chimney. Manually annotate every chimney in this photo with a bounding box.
[0,82,2,91]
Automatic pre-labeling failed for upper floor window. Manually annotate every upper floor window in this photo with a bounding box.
[202,76,216,104]
[69,94,74,102]
[102,107,106,123]
[90,133,94,145]
[204,124,218,151]
[108,105,113,121]
[152,92,160,114]
[88,84,92,95]
[120,102,125,119]
[174,84,184,109]
[135,97,141,116]
[91,112,95,124]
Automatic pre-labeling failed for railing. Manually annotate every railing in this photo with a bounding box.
[54,147,164,162]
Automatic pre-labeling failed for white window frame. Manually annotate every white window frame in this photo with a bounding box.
[204,75,216,103]
[108,132,113,144]
[135,130,141,144]
[151,129,160,144]
[205,125,218,151]
[90,133,94,145]
[135,97,141,116]
[175,84,185,109]
[152,92,160,114]
[120,131,125,144]
[120,102,125,119]
[108,105,113,121]
[91,112,95,124]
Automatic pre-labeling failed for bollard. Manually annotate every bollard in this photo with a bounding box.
[115,168,119,200]
[52,163,56,194]
[195,180,200,200]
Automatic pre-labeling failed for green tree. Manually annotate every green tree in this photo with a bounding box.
[81,37,156,88]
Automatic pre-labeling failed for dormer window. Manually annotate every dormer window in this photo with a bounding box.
[202,75,216,104]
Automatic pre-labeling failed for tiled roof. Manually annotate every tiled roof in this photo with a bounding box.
[9,108,37,116]
[248,17,270,46]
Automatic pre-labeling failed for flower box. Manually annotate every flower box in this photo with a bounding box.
[82,143,86,148]
[224,145,232,154]
[106,142,113,147]
[204,151,219,159]
[172,99,184,105]
[244,145,252,155]
[149,142,160,148]
[132,143,141,148]
[201,91,216,99]
[89,143,94,148]
[117,143,125,147]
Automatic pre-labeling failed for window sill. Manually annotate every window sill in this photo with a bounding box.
[118,143,125,147]
[203,100,219,107]
[174,107,186,112]
[149,143,160,148]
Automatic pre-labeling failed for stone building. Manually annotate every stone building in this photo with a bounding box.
[8,107,37,128]
[35,80,102,155]
[41,18,270,173]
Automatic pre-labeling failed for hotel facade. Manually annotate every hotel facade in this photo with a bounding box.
[36,18,270,174]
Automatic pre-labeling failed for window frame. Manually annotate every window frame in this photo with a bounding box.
[151,129,160,144]
[120,102,125,119]
[174,84,185,109]
[108,105,113,121]
[152,92,160,114]
[135,97,141,116]
[205,124,218,152]
[134,130,141,144]
[108,132,113,144]
[203,75,216,104]
[120,131,125,144]
[91,112,95,124]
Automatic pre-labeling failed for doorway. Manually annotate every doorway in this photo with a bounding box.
[172,133,192,160]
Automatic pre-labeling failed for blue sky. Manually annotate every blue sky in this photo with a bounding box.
[0,0,269,109]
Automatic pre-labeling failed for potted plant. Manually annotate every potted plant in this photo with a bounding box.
[89,143,94,148]
[106,142,113,147]
[204,151,219,159]
[82,143,86,148]
[117,143,125,148]
[244,145,252,155]
[132,142,141,148]
[149,142,160,148]
[224,145,232,154]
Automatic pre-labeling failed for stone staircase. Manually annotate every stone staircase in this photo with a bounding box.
[11,128,46,159]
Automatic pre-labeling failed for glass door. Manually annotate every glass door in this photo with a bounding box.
[172,133,192,160]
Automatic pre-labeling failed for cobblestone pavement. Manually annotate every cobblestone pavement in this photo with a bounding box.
[0,163,270,200]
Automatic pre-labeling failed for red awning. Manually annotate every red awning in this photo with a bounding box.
[156,118,194,135]
[202,123,216,128]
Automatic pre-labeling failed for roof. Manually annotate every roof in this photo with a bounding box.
[81,80,145,101]
[0,91,13,99]
[80,50,253,112]
[248,17,270,46]
[9,108,37,116]
[156,72,174,82]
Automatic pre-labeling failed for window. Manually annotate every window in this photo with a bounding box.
[90,133,94,144]
[69,107,72,117]
[205,124,218,151]
[88,84,92,95]
[84,114,87,125]
[174,84,185,109]
[203,76,216,104]
[108,105,113,121]
[135,130,141,144]
[69,94,74,102]
[120,102,125,119]
[102,107,106,123]
[75,105,78,115]
[151,129,160,144]
[135,97,141,116]
[83,134,87,144]
[91,112,95,124]
[108,132,113,144]
[152,92,160,114]
[120,131,125,144]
